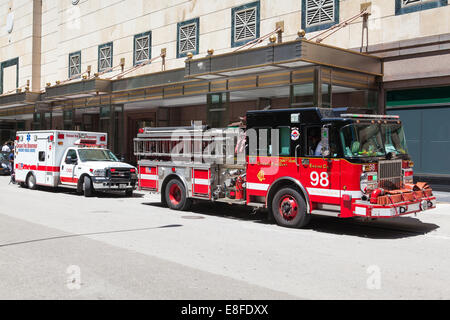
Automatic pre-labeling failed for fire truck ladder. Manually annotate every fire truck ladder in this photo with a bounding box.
[134,126,243,164]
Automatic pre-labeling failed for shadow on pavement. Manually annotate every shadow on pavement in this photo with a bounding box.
[143,200,439,240]
[13,184,145,199]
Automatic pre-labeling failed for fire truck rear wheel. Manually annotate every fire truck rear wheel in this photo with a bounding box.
[26,174,37,190]
[272,188,310,228]
[165,179,192,211]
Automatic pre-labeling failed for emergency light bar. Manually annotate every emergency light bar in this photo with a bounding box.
[341,114,400,120]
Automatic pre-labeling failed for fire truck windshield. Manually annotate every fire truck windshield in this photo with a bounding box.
[340,123,408,158]
[78,149,119,162]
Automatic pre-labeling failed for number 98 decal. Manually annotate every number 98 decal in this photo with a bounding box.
[310,171,329,187]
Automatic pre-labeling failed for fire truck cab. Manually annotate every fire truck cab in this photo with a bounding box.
[135,108,436,229]
[15,130,137,197]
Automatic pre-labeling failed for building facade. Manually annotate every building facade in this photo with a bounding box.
[1,0,449,178]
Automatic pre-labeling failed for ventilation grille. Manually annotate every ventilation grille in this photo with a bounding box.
[235,7,257,42]
[378,160,403,190]
[306,0,335,27]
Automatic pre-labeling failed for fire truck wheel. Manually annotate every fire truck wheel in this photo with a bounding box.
[83,177,94,197]
[26,174,37,190]
[165,179,192,211]
[272,188,310,228]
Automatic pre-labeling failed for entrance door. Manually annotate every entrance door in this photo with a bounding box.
[127,113,156,163]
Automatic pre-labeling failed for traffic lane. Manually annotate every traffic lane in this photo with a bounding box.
[2,177,450,299]
[0,213,298,300]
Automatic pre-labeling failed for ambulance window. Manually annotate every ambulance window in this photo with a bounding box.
[65,149,78,164]
[39,152,45,162]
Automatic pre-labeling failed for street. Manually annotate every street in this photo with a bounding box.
[1,176,450,300]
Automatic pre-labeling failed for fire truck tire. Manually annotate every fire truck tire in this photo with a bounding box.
[271,188,310,228]
[83,177,94,197]
[165,179,192,211]
[26,174,37,190]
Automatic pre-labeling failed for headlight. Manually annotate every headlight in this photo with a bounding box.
[93,169,106,177]
[1,163,7,169]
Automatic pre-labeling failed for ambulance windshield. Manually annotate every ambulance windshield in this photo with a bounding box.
[340,123,408,158]
[78,149,119,162]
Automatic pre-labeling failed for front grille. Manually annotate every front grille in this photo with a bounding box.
[108,168,132,182]
[378,160,402,190]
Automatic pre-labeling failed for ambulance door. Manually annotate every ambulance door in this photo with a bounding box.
[37,140,52,186]
[60,149,78,185]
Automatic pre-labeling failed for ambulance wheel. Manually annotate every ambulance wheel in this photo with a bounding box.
[26,174,37,190]
[271,187,310,228]
[165,179,192,211]
[83,177,94,197]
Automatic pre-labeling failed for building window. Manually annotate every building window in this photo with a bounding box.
[69,51,81,78]
[177,18,199,58]
[302,0,339,33]
[134,31,151,66]
[0,57,19,95]
[231,1,260,48]
[98,42,113,72]
[395,0,447,15]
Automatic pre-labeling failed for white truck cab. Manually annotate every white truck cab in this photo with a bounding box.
[14,130,137,197]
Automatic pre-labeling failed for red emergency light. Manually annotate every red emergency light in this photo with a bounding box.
[58,134,65,139]
[110,169,116,173]
[16,136,19,141]
[49,135,54,142]
[130,168,136,173]
[138,128,144,134]
[79,139,97,145]
[100,136,106,142]
[404,170,414,177]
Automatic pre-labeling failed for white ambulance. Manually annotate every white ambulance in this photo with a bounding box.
[14,130,137,197]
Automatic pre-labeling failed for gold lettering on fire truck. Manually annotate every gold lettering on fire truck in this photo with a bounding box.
[309,164,328,169]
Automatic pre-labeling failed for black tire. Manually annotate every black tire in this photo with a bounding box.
[125,189,133,197]
[164,179,192,211]
[83,177,94,197]
[271,187,310,228]
[26,174,37,190]
[19,182,27,188]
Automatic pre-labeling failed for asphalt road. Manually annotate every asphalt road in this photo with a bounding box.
[1,176,450,300]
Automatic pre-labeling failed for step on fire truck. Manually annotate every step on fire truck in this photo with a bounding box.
[15,130,137,197]
[134,108,436,228]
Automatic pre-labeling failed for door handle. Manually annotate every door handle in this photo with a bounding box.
[295,145,301,167]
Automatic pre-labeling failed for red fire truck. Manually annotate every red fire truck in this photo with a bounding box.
[134,108,436,228]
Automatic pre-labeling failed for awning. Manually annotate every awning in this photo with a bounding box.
[43,78,111,102]
[0,91,40,108]
[185,38,382,80]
